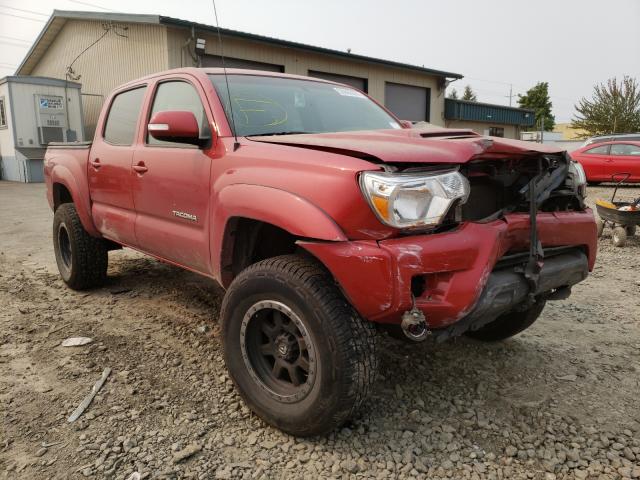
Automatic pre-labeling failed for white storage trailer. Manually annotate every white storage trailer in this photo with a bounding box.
[0,76,84,182]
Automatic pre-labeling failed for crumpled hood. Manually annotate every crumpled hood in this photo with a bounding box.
[247,127,565,164]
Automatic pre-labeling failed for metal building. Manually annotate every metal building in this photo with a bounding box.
[14,10,533,143]
[444,98,535,139]
[0,76,84,182]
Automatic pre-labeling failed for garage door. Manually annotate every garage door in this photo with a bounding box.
[202,55,284,72]
[384,82,430,122]
[308,70,367,92]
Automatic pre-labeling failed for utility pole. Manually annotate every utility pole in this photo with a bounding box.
[539,115,545,143]
[505,84,514,106]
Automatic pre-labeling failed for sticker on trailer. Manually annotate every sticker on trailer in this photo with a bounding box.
[333,87,366,99]
[38,95,64,111]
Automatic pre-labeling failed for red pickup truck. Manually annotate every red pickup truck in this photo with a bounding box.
[45,68,596,436]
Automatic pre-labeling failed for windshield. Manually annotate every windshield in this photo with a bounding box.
[209,74,401,136]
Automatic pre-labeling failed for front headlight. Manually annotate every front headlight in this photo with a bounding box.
[568,160,587,198]
[359,169,470,229]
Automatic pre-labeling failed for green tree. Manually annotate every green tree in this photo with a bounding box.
[461,85,477,101]
[448,88,458,99]
[518,82,555,131]
[571,76,640,136]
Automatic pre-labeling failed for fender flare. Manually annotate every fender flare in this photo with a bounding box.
[211,184,346,283]
[50,165,100,237]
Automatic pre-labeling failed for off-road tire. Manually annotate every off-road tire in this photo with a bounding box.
[612,226,627,247]
[53,203,108,290]
[625,225,636,237]
[221,254,378,436]
[466,300,546,342]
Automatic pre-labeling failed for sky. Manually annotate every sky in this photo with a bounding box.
[0,0,638,123]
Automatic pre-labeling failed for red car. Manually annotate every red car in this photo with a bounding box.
[571,141,640,183]
[44,68,596,436]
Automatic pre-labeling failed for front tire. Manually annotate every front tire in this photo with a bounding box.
[221,254,378,436]
[53,203,108,290]
[466,301,546,342]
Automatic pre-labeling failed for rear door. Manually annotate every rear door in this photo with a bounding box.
[89,86,146,245]
[131,77,214,273]
[609,143,640,181]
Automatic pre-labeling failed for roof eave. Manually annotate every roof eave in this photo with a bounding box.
[159,16,464,79]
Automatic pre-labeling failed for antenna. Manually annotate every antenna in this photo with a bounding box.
[211,0,240,151]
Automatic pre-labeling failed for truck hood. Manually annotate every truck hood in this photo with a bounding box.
[247,127,565,164]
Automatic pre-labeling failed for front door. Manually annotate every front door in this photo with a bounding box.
[88,86,147,246]
[131,78,214,273]
[579,144,609,181]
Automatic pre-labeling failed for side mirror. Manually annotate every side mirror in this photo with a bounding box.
[148,110,209,147]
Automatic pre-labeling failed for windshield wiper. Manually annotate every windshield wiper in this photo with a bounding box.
[246,131,316,137]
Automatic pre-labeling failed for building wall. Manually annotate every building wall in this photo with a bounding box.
[166,28,446,125]
[445,120,519,139]
[0,82,17,181]
[554,122,587,140]
[30,19,170,137]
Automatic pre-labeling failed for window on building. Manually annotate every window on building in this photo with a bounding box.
[384,83,430,122]
[103,87,146,145]
[0,97,6,128]
[308,71,368,92]
[489,127,505,137]
[610,143,640,156]
[147,81,210,146]
[585,145,610,155]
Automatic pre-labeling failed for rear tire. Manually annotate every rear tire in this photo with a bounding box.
[221,254,378,436]
[53,203,108,290]
[466,301,546,342]
[612,226,627,247]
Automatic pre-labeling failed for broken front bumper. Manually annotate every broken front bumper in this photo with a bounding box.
[299,210,597,330]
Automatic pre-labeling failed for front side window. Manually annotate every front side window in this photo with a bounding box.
[209,74,400,137]
[610,143,640,156]
[103,87,146,145]
[0,97,6,128]
[585,145,610,155]
[147,81,210,146]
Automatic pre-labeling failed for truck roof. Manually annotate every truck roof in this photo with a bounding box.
[116,67,341,90]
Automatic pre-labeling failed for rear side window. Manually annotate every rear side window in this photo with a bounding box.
[585,145,609,154]
[103,87,146,145]
[147,81,209,146]
[611,143,640,156]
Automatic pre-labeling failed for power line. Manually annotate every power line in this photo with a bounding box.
[0,12,46,22]
[0,4,49,17]
[0,34,32,44]
[68,0,118,12]
[0,39,31,48]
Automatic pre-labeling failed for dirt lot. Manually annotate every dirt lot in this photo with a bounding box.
[1,181,639,480]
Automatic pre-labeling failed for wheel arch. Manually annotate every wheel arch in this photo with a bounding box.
[213,184,346,287]
[50,165,100,237]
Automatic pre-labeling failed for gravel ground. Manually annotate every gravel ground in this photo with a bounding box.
[0,181,639,480]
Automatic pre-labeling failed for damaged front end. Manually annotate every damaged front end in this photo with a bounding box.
[408,152,591,341]
[300,137,595,341]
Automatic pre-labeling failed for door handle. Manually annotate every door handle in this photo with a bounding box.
[132,162,148,174]
[90,158,101,169]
